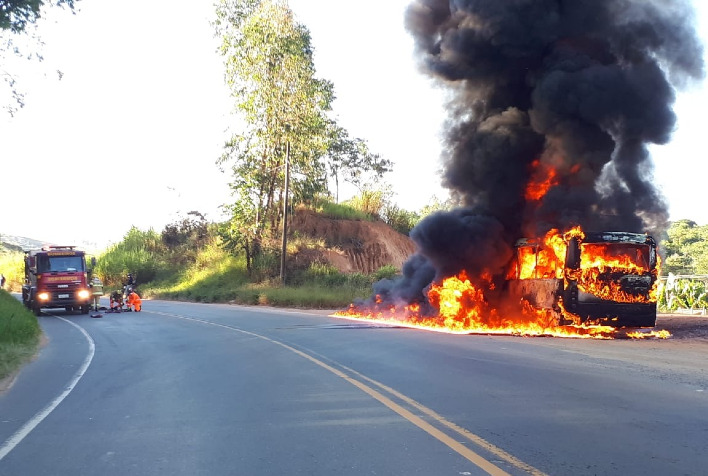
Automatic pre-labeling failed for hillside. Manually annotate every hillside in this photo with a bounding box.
[0,234,46,253]
[289,208,416,274]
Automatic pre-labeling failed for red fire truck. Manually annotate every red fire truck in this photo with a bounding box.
[22,245,95,315]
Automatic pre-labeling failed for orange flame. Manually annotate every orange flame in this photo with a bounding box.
[335,226,669,340]
[569,242,656,303]
[525,160,559,201]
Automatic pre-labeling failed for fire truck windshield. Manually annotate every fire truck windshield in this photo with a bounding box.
[37,255,85,273]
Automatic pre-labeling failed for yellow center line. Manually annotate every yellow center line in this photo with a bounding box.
[151,310,544,475]
[340,364,548,476]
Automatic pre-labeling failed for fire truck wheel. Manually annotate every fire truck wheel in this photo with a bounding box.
[33,305,41,316]
[81,305,90,314]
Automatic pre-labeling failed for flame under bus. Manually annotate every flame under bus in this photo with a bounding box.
[508,231,658,328]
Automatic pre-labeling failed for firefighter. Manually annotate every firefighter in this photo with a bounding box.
[109,290,123,311]
[124,273,136,299]
[90,276,104,311]
[126,290,142,312]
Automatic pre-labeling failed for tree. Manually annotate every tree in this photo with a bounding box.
[1,0,77,32]
[216,0,332,260]
[660,220,708,275]
[324,122,392,202]
[217,199,259,275]
[1,0,78,114]
[215,0,391,271]
[418,195,455,219]
[161,211,210,267]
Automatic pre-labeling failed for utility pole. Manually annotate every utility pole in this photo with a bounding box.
[280,141,291,284]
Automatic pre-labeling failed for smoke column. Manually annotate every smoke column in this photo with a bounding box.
[374,0,704,308]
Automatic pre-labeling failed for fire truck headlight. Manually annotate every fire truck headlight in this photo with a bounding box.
[77,289,90,300]
[37,292,50,301]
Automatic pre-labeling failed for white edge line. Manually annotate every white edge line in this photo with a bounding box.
[0,316,95,461]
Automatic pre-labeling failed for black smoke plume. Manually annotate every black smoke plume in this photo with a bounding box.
[365,0,704,311]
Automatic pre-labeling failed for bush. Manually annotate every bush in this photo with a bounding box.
[255,285,369,309]
[345,189,388,218]
[0,251,25,292]
[315,201,373,221]
[94,227,163,286]
[299,263,348,287]
[660,277,708,312]
[382,205,419,235]
[373,265,399,282]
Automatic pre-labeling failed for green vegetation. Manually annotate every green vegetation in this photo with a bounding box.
[84,210,386,308]
[315,200,374,221]
[135,245,380,308]
[0,250,25,292]
[658,277,708,313]
[93,227,163,287]
[1,0,78,32]
[2,0,79,115]
[0,289,41,380]
[215,0,391,271]
[660,219,708,275]
[655,220,708,313]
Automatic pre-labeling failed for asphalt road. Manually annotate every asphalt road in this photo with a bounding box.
[0,299,706,476]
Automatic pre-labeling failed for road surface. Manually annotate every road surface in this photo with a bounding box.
[0,300,706,475]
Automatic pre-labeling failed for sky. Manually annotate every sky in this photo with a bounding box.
[0,0,706,249]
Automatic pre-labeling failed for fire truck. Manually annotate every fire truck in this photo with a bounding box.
[22,246,96,315]
[508,231,659,328]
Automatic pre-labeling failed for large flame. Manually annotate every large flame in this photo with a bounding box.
[525,160,559,201]
[335,272,620,338]
[570,242,658,303]
[335,227,669,340]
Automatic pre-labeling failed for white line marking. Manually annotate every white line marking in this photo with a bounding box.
[0,316,95,461]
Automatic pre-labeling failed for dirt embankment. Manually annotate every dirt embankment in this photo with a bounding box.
[289,208,416,274]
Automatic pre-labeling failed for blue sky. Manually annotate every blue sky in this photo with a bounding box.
[1,0,706,248]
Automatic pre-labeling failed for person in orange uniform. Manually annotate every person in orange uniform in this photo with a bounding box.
[126,290,142,312]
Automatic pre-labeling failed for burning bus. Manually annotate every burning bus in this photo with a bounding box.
[336,224,662,338]
[507,229,659,328]
[331,0,698,339]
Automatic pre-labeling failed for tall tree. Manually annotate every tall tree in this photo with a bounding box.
[1,0,77,32]
[324,121,392,202]
[215,0,393,270]
[1,0,78,114]
[216,0,332,258]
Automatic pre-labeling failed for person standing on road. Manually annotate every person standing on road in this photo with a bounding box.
[90,276,104,311]
[0,274,5,289]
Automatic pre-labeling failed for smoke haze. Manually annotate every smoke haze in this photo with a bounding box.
[374,0,704,306]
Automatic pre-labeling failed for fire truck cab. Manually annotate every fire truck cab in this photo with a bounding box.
[22,245,95,316]
[508,231,658,328]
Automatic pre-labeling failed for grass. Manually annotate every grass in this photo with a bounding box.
[142,269,373,309]
[0,290,41,380]
[251,284,370,308]
[314,201,374,221]
[130,238,382,308]
[0,250,26,292]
